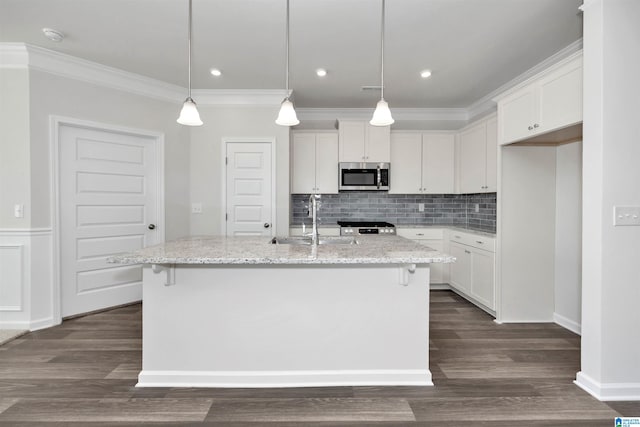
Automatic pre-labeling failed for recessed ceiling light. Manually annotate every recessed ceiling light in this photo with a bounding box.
[42,28,64,42]
[420,69,432,79]
[210,68,222,77]
[316,68,327,77]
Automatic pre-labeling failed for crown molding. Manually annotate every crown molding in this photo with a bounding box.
[491,39,583,102]
[0,43,29,69]
[1,39,583,126]
[297,107,468,122]
[0,43,186,103]
[193,89,289,106]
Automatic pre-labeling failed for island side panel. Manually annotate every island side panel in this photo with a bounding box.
[138,263,432,388]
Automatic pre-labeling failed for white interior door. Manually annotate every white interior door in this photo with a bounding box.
[225,142,273,236]
[59,124,160,317]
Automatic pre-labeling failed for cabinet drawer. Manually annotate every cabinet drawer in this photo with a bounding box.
[397,228,444,240]
[449,231,495,252]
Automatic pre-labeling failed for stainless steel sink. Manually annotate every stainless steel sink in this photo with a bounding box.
[270,236,358,245]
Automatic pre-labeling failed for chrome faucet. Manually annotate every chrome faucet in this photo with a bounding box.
[307,194,321,245]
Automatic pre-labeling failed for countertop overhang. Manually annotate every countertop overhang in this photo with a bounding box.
[109,235,455,265]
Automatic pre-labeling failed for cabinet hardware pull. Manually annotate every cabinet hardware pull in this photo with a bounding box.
[528,125,533,130]
[534,123,540,128]
[465,250,471,254]
[476,240,483,244]
[455,235,461,238]
[416,233,424,236]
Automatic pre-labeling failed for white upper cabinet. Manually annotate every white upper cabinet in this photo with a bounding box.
[390,133,422,193]
[423,133,455,193]
[457,115,497,194]
[390,132,454,194]
[291,131,338,194]
[338,120,390,163]
[496,52,583,145]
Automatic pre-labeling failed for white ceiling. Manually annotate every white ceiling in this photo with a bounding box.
[0,0,583,109]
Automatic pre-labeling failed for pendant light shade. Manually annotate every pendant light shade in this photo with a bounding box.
[370,0,394,126]
[177,0,203,126]
[276,98,300,126]
[370,99,394,126]
[177,97,203,126]
[276,0,299,126]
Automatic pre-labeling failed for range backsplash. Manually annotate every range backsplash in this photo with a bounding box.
[291,192,497,233]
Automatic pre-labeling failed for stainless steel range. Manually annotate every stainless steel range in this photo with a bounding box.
[337,220,396,236]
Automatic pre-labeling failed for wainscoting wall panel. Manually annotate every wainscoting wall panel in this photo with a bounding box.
[0,229,55,330]
[0,244,23,311]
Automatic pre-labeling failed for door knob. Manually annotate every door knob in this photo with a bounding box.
[264,223,271,228]
[148,224,156,230]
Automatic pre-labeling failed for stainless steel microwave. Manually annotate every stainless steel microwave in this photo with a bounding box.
[339,162,390,191]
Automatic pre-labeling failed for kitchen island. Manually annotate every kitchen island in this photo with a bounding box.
[111,235,454,388]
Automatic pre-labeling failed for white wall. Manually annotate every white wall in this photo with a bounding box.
[190,106,290,235]
[498,145,556,323]
[0,68,31,229]
[553,141,582,334]
[576,0,640,400]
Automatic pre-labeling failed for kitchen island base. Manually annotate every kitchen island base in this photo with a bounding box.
[138,263,432,388]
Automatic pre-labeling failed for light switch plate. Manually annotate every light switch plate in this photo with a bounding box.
[14,204,24,218]
[191,203,203,214]
[418,203,425,212]
[613,206,640,226]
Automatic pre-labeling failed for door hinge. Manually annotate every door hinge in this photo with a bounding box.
[225,157,228,165]
[225,213,228,221]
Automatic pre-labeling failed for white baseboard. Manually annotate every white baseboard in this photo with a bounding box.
[137,369,434,388]
[554,312,582,335]
[429,283,450,290]
[575,371,640,401]
[0,316,57,331]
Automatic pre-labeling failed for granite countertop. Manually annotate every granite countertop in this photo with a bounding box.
[109,235,455,266]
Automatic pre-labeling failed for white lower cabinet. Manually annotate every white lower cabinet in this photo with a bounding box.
[448,231,496,313]
[396,228,445,284]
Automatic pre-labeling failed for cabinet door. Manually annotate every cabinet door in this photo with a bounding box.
[422,133,454,194]
[471,248,495,310]
[366,125,391,163]
[538,57,583,134]
[423,239,444,284]
[449,242,471,293]
[459,123,486,194]
[291,133,317,193]
[338,121,366,162]
[314,133,339,194]
[484,117,497,192]
[499,85,537,144]
[389,133,422,194]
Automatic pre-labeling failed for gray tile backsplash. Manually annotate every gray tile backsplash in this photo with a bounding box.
[291,192,496,233]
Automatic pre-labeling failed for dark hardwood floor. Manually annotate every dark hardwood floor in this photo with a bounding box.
[1,290,638,425]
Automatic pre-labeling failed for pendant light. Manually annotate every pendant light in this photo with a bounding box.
[177,0,203,126]
[370,0,394,126]
[275,0,300,126]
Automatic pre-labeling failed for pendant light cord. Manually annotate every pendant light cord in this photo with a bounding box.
[285,0,290,97]
[380,0,385,101]
[188,0,193,99]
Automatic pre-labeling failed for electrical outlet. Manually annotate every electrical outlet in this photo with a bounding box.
[418,203,425,212]
[613,206,640,226]
[14,204,24,218]
[191,203,203,214]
